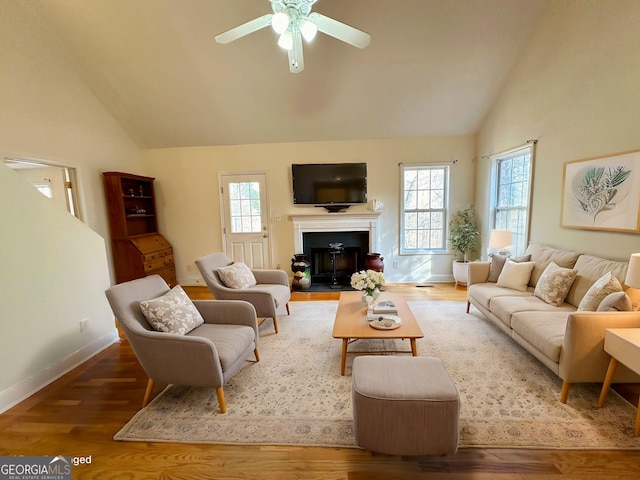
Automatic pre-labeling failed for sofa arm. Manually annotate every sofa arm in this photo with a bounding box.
[252,269,289,286]
[467,261,491,285]
[194,299,258,327]
[559,311,640,383]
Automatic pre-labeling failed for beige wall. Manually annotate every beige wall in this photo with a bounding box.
[141,135,476,284]
[0,1,142,409]
[476,0,640,261]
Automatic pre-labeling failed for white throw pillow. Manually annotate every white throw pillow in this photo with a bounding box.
[140,285,204,335]
[217,262,257,289]
[577,272,623,311]
[496,260,535,292]
[533,261,577,307]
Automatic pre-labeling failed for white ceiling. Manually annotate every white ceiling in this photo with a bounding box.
[26,0,550,148]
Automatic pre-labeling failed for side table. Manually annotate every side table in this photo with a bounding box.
[597,328,640,436]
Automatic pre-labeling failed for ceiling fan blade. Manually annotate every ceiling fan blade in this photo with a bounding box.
[288,28,304,73]
[309,12,370,49]
[215,14,273,44]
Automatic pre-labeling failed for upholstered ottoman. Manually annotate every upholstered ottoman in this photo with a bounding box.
[352,356,459,456]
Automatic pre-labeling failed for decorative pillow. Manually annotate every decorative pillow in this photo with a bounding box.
[596,291,633,312]
[577,271,623,311]
[217,262,257,289]
[496,260,535,292]
[487,254,507,283]
[487,254,532,283]
[533,261,577,307]
[140,285,204,335]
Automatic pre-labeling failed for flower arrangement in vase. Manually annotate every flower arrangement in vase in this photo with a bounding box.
[350,269,385,306]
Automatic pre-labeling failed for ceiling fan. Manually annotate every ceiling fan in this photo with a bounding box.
[215,0,371,73]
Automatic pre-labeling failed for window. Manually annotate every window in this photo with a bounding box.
[400,164,449,254]
[228,181,262,233]
[491,145,534,257]
[34,183,52,198]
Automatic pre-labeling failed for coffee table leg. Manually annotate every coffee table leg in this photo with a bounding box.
[341,339,348,376]
[410,339,418,356]
[598,357,618,407]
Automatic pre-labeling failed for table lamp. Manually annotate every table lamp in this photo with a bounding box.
[625,253,640,310]
[488,229,513,258]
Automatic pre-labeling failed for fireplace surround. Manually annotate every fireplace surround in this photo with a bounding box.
[290,212,381,287]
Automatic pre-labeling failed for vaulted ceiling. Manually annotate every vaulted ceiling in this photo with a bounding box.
[25,0,550,148]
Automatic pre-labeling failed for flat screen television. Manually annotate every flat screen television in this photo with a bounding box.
[292,163,367,212]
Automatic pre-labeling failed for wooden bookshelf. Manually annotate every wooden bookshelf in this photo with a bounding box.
[102,172,176,286]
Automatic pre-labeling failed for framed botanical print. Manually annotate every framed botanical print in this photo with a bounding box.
[561,149,640,232]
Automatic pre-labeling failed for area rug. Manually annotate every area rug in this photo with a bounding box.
[114,300,640,449]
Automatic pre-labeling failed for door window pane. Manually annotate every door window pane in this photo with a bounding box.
[228,182,261,233]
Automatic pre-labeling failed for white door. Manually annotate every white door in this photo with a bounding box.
[219,172,271,268]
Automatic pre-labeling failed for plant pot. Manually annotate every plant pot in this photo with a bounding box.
[452,260,470,286]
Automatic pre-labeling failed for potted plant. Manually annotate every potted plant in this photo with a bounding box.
[448,206,480,285]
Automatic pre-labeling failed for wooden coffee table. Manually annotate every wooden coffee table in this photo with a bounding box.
[332,291,424,375]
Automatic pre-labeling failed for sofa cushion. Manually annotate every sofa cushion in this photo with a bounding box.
[217,262,257,289]
[565,254,628,308]
[525,244,582,288]
[510,311,569,363]
[247,283,290,308]
[577,271,623,311]
[497,260,535,292]
[468,283,531,310]
[533,261,577,307]
[597,291,633,311]
[187,323,255,371]
[489,295,575,328]
[140,285,205,335]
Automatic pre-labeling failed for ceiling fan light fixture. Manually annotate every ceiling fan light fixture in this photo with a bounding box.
[299,18,317,42]
[215,0,371,73]
[277,30,293,50]
[271,12,289,34]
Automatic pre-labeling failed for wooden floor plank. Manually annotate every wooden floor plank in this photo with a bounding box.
[1,283,639,479]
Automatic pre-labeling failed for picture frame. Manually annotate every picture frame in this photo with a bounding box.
[561,149,640,232]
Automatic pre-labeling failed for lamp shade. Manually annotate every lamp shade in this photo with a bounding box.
[488,229,513,249]
[625,253,640,289]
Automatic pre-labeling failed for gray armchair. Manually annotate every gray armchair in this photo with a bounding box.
[105,275,259,413]
[195,252,290,334]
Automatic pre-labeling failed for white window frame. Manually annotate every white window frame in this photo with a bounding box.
[489,144,534,257]
[400,164,450,255]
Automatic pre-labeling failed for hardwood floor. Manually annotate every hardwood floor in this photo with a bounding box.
[1,283,639,479]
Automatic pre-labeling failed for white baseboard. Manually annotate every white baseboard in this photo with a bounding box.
[0,329,120,414]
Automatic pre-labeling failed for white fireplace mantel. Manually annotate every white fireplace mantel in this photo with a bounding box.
[290,212,381,254]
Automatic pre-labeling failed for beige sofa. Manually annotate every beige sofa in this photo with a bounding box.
[466,243,640,403]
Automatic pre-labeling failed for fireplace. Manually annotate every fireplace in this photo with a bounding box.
[290,212,381,287]
[303,231,369,286]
